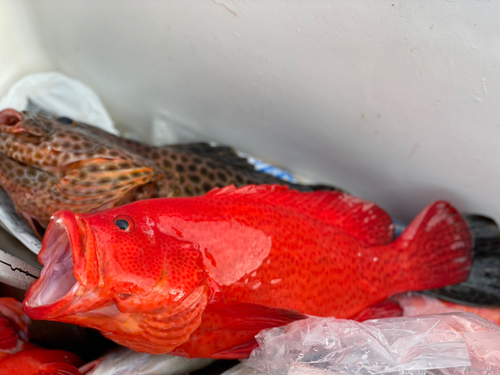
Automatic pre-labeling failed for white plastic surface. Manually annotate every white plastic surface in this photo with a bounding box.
[1,0,500,223]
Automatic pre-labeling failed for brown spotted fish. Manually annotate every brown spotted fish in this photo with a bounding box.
[0,109,336,237]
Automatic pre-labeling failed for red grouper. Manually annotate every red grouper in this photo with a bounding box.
[23,185,475,359]
[0,298,83,375]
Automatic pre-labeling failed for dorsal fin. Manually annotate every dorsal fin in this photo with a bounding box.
[168,143,256,171]
[205,185,394,246]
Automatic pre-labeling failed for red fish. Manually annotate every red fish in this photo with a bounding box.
[0,297,83,375]
[0,298,31,361]
[23,185,474,358]
[0,348,83,375]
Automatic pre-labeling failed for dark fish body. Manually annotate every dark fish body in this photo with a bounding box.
[0,109,337,236]
[71,123,334,197]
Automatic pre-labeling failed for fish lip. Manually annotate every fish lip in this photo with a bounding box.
[0,109,23,126]
[23,211,83,320]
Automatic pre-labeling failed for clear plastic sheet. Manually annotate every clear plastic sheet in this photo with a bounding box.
[80,347,213,375]
[246,313,500,375]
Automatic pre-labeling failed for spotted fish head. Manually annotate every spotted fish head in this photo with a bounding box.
[0,109,161,237]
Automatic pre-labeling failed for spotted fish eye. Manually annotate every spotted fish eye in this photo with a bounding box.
[113,215,135,232]
[57,116,74,125]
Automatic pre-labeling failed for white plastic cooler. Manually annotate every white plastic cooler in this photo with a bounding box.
[1,0,500,224]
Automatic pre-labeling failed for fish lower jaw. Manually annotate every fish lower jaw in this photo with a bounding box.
[23,218,80,319]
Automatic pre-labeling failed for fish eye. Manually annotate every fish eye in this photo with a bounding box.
[113,215,135,232]
[57,116,74,124]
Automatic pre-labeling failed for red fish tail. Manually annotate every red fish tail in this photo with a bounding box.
[392,201,473,292]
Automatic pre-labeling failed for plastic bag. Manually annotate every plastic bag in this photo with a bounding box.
[0,72,117,135]
[246,313,500,375]
[80,346,213,375]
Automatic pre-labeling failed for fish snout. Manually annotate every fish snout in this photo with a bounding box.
[0,109,23,126]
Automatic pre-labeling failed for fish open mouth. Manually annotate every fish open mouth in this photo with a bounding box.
[23,213,82,319]
[0,109,23,126]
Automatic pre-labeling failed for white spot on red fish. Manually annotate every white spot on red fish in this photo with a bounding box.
[139,223,154,237]
[450,241,466,250]
[252,281,261,290]
[362,203,374,212]
[452,256,468,263]
[270,278,281,284]
[251,271,257,277]
[373,257,378,262]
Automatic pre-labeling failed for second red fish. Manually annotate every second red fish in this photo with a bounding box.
[24,185,473,358]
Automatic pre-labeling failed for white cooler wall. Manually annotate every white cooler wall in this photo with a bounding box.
[1,0,500,223]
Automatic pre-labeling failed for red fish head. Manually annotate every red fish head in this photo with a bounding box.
[23,206,209,353]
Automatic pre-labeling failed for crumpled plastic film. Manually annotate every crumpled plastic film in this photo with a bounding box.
[245,313,500,375]
[80,346,213,375]
[0,72,118,135]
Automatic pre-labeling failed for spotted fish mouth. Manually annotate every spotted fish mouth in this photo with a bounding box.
[0,109,23,127]
[23,212,83,319]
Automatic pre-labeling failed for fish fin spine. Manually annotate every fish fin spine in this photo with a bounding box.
[37,362,83,375]
[0,317,18,350]
[393,200,473,292]
[212,339,260,359]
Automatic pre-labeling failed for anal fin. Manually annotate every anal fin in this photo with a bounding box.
[38,362,82,375]
[206,302,307,331]
[212,340,260,359]
[172,302,307,359]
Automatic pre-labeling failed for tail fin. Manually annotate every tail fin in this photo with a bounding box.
[464,214,500,257]
[424,257,500,306]
[393,201,473,292]
[424,214,500,306]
